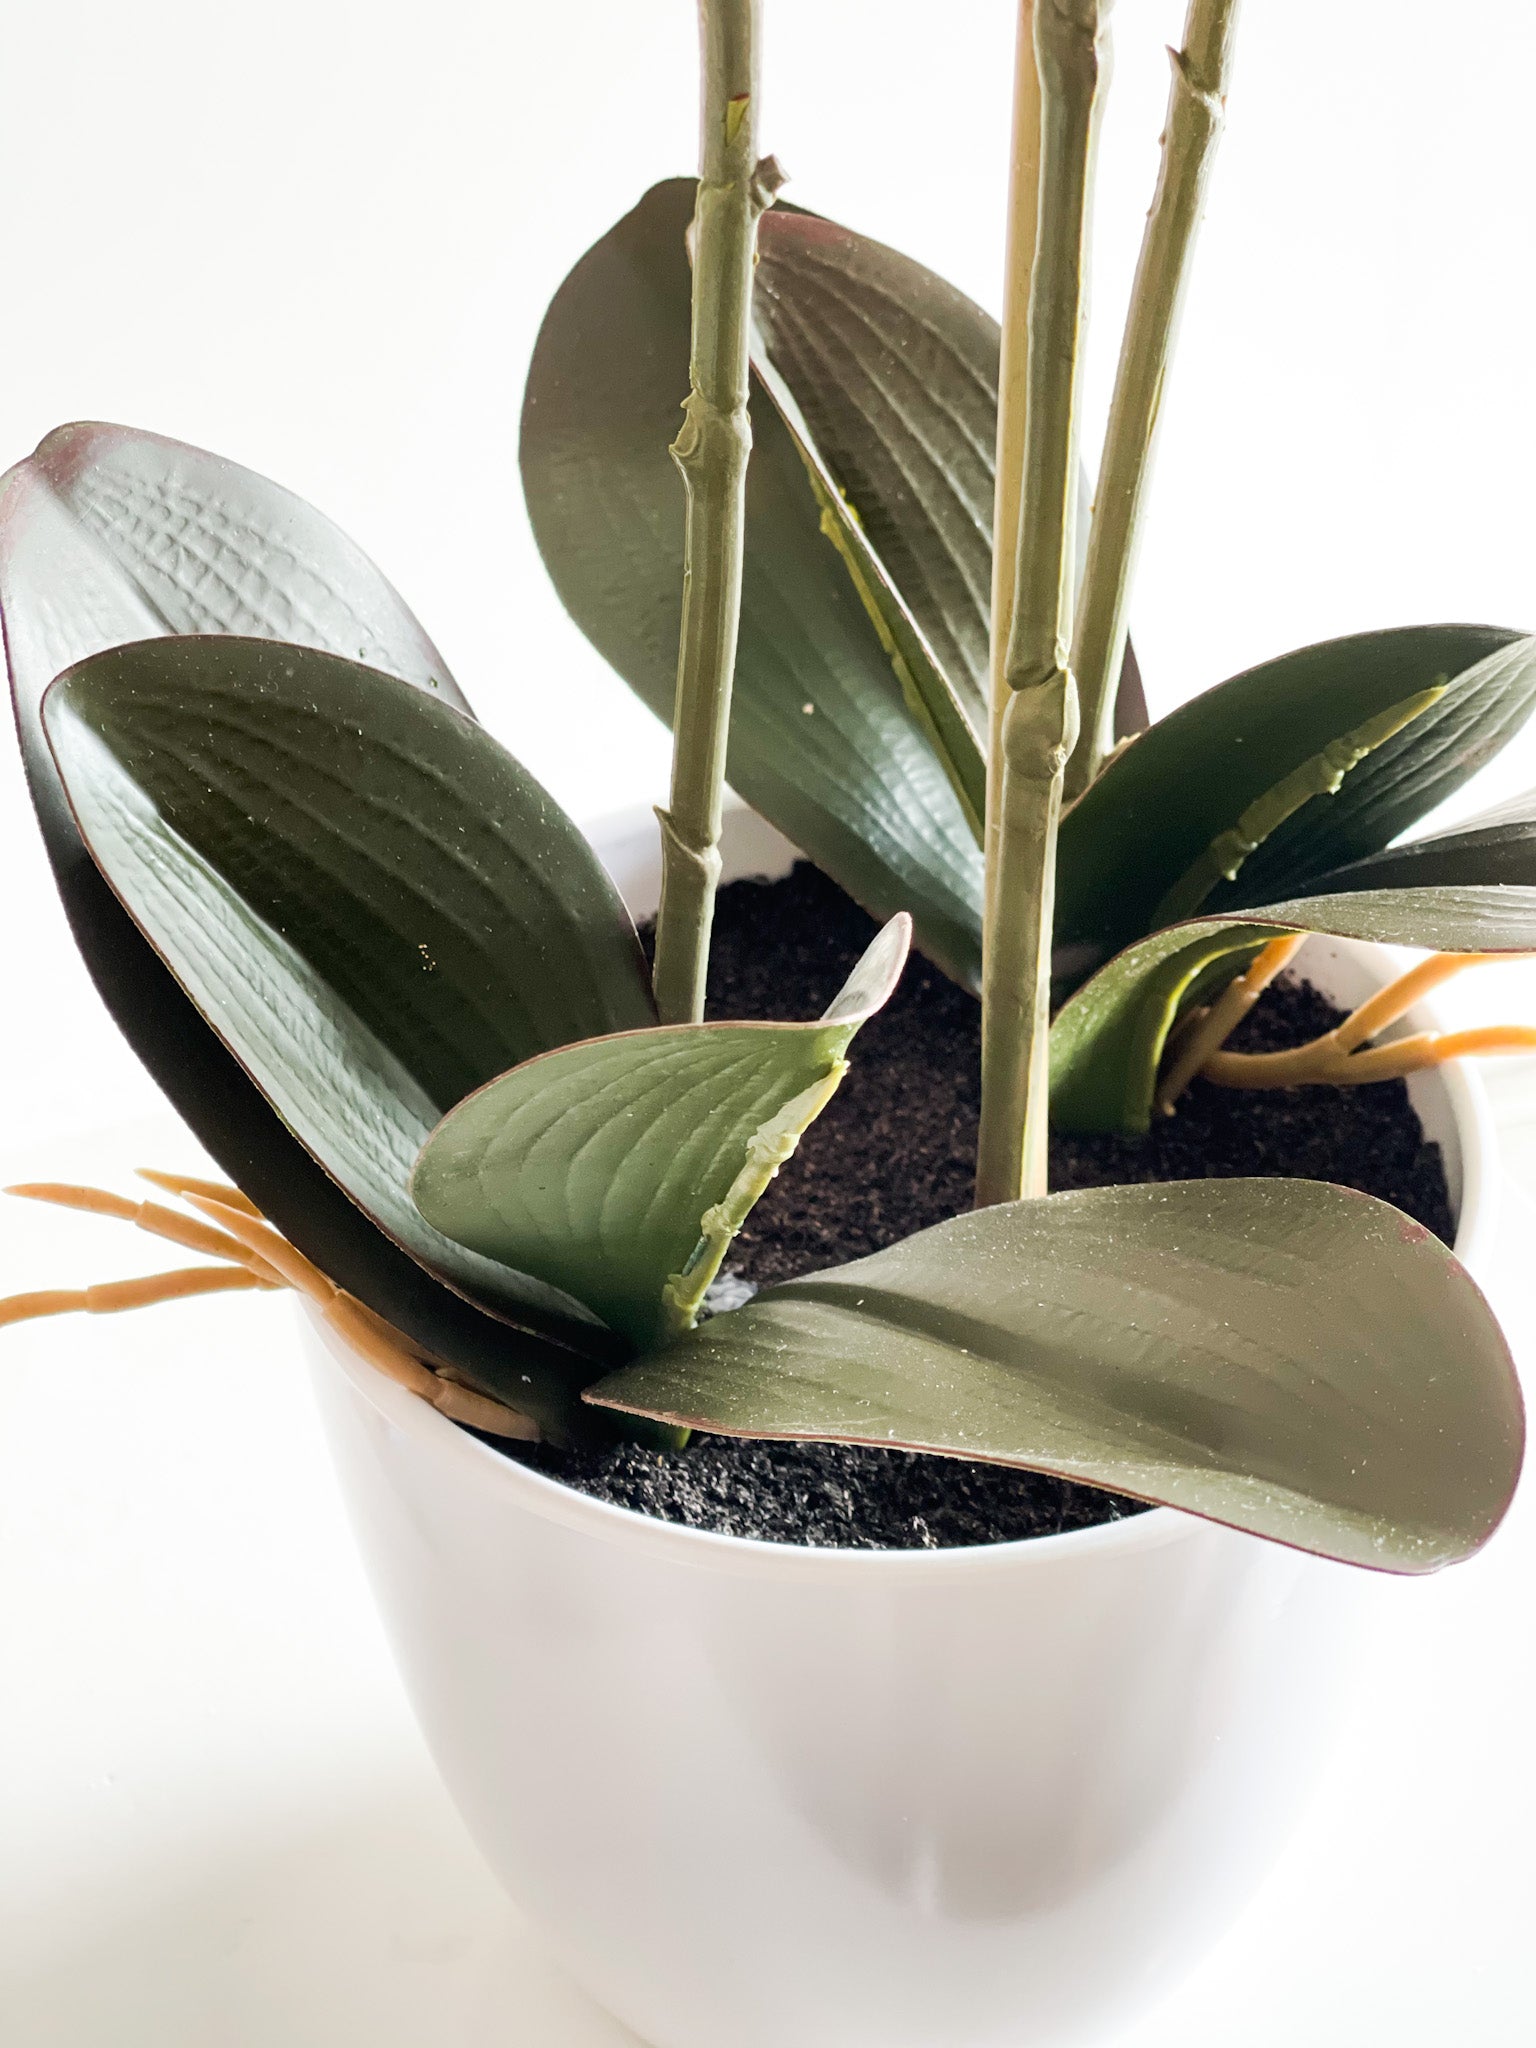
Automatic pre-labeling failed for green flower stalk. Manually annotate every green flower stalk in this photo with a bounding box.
[1064,0,1241,801]
[977,0,1114,1208]
[652,0,782,1023]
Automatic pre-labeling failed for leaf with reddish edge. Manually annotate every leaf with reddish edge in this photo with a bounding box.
[0,424,631,1426]
[587,1179,1524,1573]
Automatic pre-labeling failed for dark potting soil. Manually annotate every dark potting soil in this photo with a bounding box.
[511,863,1455,1551]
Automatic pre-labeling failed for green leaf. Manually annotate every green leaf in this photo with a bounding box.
[751,204,1148,748]
[1294,784,1536,894]
[752,352,986,839]
[521,178,984,988]
[1056,625,1536,976]
[1050,883,1536,1135]
[41,636,658,1428]
[0,422,560,1412]
[412,917,910,1350]
[587,1179,1523,1573]
[753,206,1001,730]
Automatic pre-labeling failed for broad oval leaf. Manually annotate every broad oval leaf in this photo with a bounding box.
[587,1179,1524,1573]
[41,636,658,1424]
[754,206,1000,729]
[521,178,984,988]
[752,352,985,840]
[0,422,546,1409]
[413,917,910,1349]
[2,420,466,840]
[751,207,1148,746]
[1050,883,1536,1135]
[1056,625,1536,976]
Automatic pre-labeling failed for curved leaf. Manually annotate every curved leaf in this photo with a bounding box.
[0,423,562,1413]
[1056,625,1536,975]
[754,207,1000,727]
[1050,883,1536,1135]
[42,637,658,1423]
[753,352,985,839]
[413,917,910,1349]
[1296,784,1536,895]
[751,206,1147,745]
[521,178,984,988]
[587,1179,1524,1573]
[2,420,465,841]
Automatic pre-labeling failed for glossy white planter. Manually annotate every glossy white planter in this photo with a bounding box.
[306,808,1497,2048]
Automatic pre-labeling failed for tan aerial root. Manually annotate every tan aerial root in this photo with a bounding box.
[1159,948,1536,1111]
[1,1174,538,1441]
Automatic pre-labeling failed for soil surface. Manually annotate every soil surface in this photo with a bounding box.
[509,863,1454,1550]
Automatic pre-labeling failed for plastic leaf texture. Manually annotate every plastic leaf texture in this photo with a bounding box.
[1055,625,1536,980]
[41,636,658,1423]
[413,917,911,1349]
[588,1179,1524,1573]
[0,423,580,1415]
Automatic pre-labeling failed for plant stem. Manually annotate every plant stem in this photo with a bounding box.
[1063,0,1240,802]
[653,0,780,1024]
[977,0,1113,1209]
[983,2,1042,938]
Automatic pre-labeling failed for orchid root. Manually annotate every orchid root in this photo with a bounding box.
[1160,949,1536,1111]
[1,1174,539,1441]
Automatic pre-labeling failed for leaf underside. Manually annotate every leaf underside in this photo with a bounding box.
[41,636,659,1428]
[413,918,910,1349]
[589,1180,1524,1573]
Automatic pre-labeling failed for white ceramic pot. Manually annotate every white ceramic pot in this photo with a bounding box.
[304,807,1497,2048]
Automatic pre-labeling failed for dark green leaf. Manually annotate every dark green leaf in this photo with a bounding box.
[42,636,658,1427]
[0,422,564,1414]
[753,206,1000,729]
[587,1179,1523,1572]
[520,178,985,988]
[752,353,985,838]
[751,205,1147,748]
[413,917,909,1349]
[1295,784,1536,894]
[1056,626,1536,976]
[1050,883,1536,1135]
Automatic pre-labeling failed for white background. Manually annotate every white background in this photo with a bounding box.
[3,2,1536,2042]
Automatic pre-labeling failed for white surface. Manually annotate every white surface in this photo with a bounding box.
[3,0,1536,2040]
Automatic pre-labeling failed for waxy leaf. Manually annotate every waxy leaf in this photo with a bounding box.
[0,423,574,1415]
[41,637,658,1423]
[521,178,985,988]
[1050,883,1536,1134]
[751,207,1148,745]
[2,420,466,842]
[753,352,985,838]
[588,1180,1524,1573]
[1295,784,1536,895]
[1056,626,1536,977]
[413,917,910,1349]
[754,207,1000,729]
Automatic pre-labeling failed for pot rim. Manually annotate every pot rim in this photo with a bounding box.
[307,942,1496,1582]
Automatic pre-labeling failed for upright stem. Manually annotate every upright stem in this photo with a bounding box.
[983,4,1042,942]
[652,0,779,1023]
[977,0,1113,1209]
[1063,0,1240,801]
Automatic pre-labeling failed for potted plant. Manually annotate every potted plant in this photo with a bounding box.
[2,1,1531,2042]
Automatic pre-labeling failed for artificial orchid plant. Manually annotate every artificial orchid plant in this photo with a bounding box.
[2,0,1529,1572]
